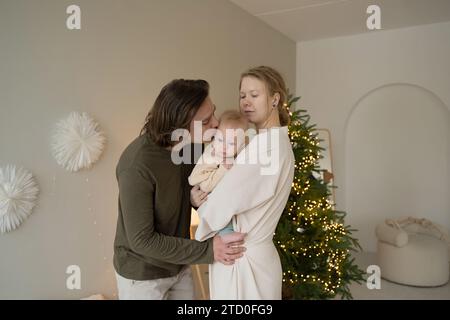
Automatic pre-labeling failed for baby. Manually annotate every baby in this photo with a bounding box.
[188,110,249,235]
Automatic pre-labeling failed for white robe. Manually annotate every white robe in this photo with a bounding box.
[195,126,295,299]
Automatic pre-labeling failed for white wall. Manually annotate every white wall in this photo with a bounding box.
[0,0,296,299]
[297,22,450,252]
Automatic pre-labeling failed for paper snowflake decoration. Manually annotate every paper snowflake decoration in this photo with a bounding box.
[51,112,106,172]
[0,165,39,233]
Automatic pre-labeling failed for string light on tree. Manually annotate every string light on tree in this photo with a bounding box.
[274,94,364,300]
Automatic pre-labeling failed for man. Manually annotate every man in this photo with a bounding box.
[113,79,246,300]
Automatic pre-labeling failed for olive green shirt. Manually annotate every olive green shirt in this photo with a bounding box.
[113,134,214,280]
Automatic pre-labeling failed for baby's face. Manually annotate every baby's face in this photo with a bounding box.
[213,124,246,158]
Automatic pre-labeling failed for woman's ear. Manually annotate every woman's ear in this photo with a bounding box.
[272,92,281,106]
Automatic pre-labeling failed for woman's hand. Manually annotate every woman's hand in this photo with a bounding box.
[190,185,208,208]
[213,232,247,265]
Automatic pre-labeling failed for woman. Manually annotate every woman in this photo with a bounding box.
[193,66,295,299]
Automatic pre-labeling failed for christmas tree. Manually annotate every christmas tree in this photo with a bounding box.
[274,94,365,300]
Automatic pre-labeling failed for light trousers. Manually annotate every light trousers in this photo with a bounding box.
[115,266,194,300]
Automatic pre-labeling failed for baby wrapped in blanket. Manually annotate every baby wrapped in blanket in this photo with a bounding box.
[188,110,249,235]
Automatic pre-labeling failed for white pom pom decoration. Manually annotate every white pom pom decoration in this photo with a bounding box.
[51,112,106,172]
[0,165,39,233]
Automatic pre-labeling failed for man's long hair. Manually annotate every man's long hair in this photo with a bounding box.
[141,79,210,147]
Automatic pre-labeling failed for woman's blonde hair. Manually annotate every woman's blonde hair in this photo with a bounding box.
[239,66,290,126]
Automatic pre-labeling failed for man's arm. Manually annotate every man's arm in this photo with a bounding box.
[118,168,214,265]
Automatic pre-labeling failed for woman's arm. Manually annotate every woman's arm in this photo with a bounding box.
[195,146,282,241]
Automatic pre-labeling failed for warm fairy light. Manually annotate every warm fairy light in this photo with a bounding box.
[276,104,361,299]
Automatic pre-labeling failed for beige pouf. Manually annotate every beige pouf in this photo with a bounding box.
[376,227,449,287]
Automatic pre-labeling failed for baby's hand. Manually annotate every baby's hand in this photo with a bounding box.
[190,185,208,208]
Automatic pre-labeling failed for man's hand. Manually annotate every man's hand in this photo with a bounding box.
[213,232,246,265]
[190,185,208,208]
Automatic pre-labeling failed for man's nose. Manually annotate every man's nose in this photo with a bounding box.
[210,115,219,128]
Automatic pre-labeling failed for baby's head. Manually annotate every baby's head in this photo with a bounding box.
[213,110,249,158]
